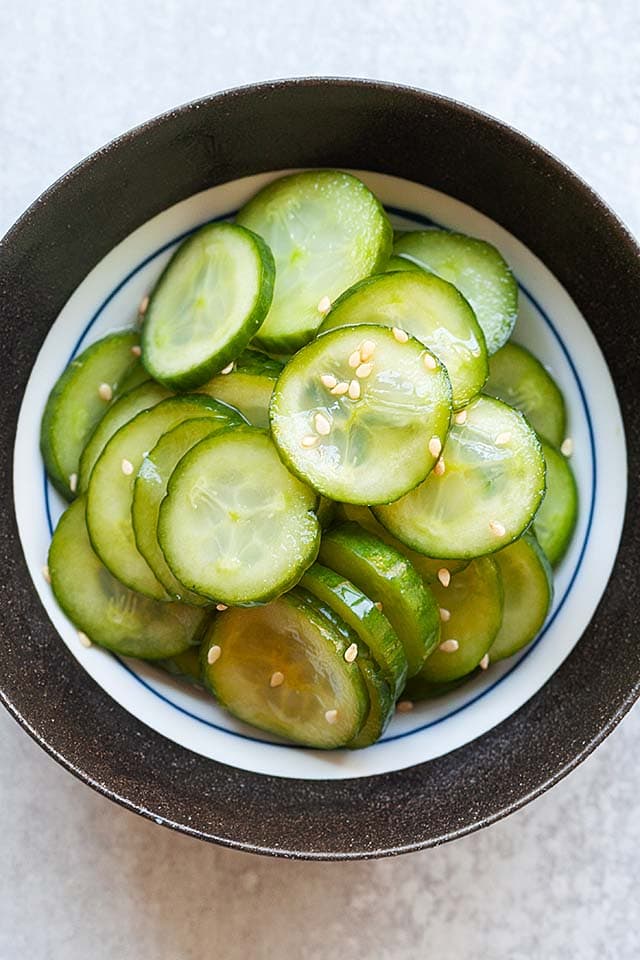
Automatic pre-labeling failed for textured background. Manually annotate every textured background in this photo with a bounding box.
[1,1,639,957]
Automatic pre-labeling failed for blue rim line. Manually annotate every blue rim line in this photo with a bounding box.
[43,203,596,752]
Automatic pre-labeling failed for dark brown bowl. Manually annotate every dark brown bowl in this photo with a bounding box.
[1,78,639,859]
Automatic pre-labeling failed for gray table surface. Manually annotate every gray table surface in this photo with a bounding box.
[1,1,639,957]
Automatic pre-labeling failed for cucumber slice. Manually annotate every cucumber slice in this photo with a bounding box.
[78,380,172,492]
[132,414,245,602]
[236,170,392,353]
[41,331,142,499]
[489,532,553,661]
[405,556,503,698]
[340,503,469,582]
[385,255,422,273]
[87,395,238,599]
[48,499,206,659]
[201,592,369,749]
[534,441,578,566]
[158,427,320,605]
[117,361,150,394]
[198,349,282,428]
[156,645,204,687]
[296,586,394,748]
[374,395,546,559]
[484,341,567,448]
[394,230,517,354]
[141,223,275,390]
[270,324,452,504]
[319,271,488,409]
[319,524,440,677]
[316,496,337,529]
[300,563,408,699]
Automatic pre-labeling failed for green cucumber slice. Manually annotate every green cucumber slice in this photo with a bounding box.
[300,563,408,699]
[319,524,440,677]
[374,395,546,559]
[316,497,337,529]
[201,592,369,749]
[198,349,282,427]
[394,230,518,354]
[405,556,503,697]
[141,223,275,390]
[385,255,422,273]
[41,331,142,499]
[87,395,238,599]
[270,324,452,504]
[534,441,579,566]
[319,271,488,409]
[489,532,553,661]
[78,380,172,492]
[484,341,567,447]
[158,426,320,605]
[236,170,392,353]
[132,413,245,602]
[156,646,204,687]
[48,498,206,659]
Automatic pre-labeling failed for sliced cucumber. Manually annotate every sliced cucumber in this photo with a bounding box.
[319,524,440,677]
[48,498,206,659]
[316,496,337,529]
[484,341,566,447]
[319,271,488,409]
[201,592,369,748]
[132,413,245,602]
[534,441,578,566]
[156,645,204,686]
[41,331,142,499]
[385,255,422,273]
[141,223,275,390]
[405,556,503,698]
[236,170,392,353]
[489,532,553,661]
[270,324,452,504]
[159,427,320,605]
[300,563,408,699]
[374,395,546,559]
[87,395,238,599]
[78,380,172,492]
[394,230,517,354]
[198,349,282,427]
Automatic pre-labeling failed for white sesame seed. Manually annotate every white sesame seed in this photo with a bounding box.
[489,520,506,537]
[301,434,320,448]
[220,362,234,375]
[78,631,92,648]
[121,458,134,476]
[428,436,442,458]
[392,327,409,343]
[320,374,338,389]
[348,379,361,400]
[42,565,51,584]
[324,709,338,724]
[437,568,451,588]
[439,639,459,653]
[355,362,374,379]
[207,644,222,665]
[495,431,512,446]
[561,437,574,457]
[479,654,490,670]
[330,381,349,396]
[423,353,437,371]
[454,410,468,425]
[317,295,331,314]
[139,295,149,315]
[374,601,383,611]
[215,603,228,611]
[69,473,78,493]
[98,382,113,402]
[270,670,284,687]
[433,457,446,476]
[344,643,358,663]
[348,349,362,369]
[131,344,142,357]
[396,700,414,713]
[439,607,451,622]
[314,413,331,436]
[360,339,376,361]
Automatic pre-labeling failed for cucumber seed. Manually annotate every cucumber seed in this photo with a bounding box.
[439,607,451,622]
[330,381,349,396]
[301,434,320,448]
[348,349,362,368]
[220,362,234,375]
[428,436,442,458]
[423,353,437,371]
[98,382,113,402]
[439,639,459,653]
[207,644,222,665]
[355,362,374,379]
[320,374,338,390]
[454,410,468,425]
[489,520,506,537]
[437,567,451,587]
[314,413,331,436]
[392,327,409,343]
[433,457,446,476]
[479,654,490,670]
[495,431,512,446]
[344,643,358,663]
[348,379,361,400]
[360,339,376,361]
[561,437,574,457]
[270,671,285,688]
[317,295,331,314]
[121,459,134,476]
[78,631,92,648]
[324,709,338,724]
[69,473,78,493]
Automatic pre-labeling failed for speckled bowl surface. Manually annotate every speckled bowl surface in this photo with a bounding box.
[1,79,638,859]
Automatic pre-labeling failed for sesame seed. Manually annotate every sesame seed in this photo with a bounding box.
[489,520,506,537]
[439,607,451,622]
[454,410,467,425]
[139,295,149,315]
[360,339,376,361]
[121,458,134,476]
[324,709,338,724]
[479,654,490,671]
[428,436,442,458]
[301,434,319,448]
[270,671,284,687]
[131,345,142,357]
[344,643,358,663]
[42,565,51,584]
[314,413,331,436]
[348,379,361,400]
[98,382,113,402]
[437,568,451,587]
[423,353,437,371]
[207,644,222,665]
[330,381,349,396]
[495,431,512,446]
[396,700,414,714]
[320,374,338,390]
[78,631,92,648]
[374,601,383,611]
[215,603,228,611]
[220,362,234,375]
[392,327,409,343]
[433,457,446,476]
[69,473,78,493]
[348,349,362,369]
[355,362,374,379]
[317,295,331,314]
[561,437,574,457]
[439,639,459,653]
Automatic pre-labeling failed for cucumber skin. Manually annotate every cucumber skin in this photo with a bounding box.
[141,224,276,391]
